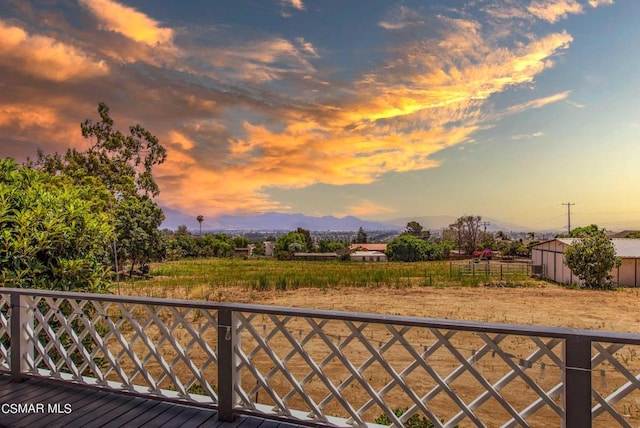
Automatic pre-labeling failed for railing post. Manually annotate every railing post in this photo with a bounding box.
[11,294,33,381]
[563,336,592,428]
[217,307,238,422]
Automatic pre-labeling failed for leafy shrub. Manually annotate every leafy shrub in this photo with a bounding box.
[386,234,445,262]
[565,230,622,289]
[375,408,435,428]
[0,159,114,292]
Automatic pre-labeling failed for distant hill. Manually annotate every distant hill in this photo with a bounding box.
[382,216,528,232]
[161,209,397,231]
[161,207,532,232]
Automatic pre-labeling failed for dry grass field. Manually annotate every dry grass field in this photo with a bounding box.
[115,259,640,426]
[258,285,640,333]
[124,275,640,333]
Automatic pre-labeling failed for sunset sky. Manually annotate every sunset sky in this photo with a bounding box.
[2,0,640,231]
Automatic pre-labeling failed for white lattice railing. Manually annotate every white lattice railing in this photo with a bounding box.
[1,289,640,427]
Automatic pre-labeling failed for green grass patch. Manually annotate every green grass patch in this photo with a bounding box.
[128,258,533,293]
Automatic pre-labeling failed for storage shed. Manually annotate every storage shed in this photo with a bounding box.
[531,238,640,287]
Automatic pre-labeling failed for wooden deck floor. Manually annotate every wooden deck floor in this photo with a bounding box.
[0,375,306,428]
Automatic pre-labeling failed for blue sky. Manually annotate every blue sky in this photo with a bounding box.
[1,0,639,231]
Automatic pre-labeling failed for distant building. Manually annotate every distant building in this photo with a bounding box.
[531,238,640,287]
[263,241,275,257]
[233,247,252,258]
[293,253,339,261]
[350,251,388,262]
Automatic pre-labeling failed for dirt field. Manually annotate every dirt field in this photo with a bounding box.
[118,281,640,426]
[131,282,640,333]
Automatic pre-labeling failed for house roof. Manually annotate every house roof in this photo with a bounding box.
[552,238,640,258]
[611,230,640,238]
[349,243,388,251]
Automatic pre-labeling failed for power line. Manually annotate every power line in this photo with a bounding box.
[562,202,575,234]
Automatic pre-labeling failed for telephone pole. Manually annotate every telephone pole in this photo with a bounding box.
[562,202,575,234]
[481,221,490,233]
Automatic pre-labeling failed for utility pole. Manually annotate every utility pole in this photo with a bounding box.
[481,221,490,233]
[562,202,575,234]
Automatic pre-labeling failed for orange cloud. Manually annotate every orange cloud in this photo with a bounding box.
[79,0,174,47]
[285,0,305,11]
[280,0,305,16]
[340,200,397,218]
[0,104,58,129]
[0,102,88,154]
[167,130,196,151]
[528,0,583,23]
[154,14,577,216]
[0,3,591,219]
[0,21,108,81]
[343,27,572,127]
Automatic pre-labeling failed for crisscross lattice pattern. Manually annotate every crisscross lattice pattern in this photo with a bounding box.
[592,342,640,427]
[2,290,640,427]
[0,293,9,370]
[15,294,219,405]
[234,312,565,427]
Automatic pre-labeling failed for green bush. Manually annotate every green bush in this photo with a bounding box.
[386,234,445,262]
[0,159,114,292]
[375,408,435,428]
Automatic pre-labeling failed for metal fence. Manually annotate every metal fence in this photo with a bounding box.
[1,288,640,427]
[450,260,532,283]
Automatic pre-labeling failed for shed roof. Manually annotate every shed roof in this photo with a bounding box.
[554,238,640,258]
[293,252,338,257]
[351,251,387,256]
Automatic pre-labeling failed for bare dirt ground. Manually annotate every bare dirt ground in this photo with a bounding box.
[119,283,640,426]
[162,282,640,333]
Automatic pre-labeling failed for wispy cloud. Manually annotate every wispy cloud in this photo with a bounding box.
[588,0,614,7]
[379,6,425,30]
[527,0,583,23]
[511,131,545,140]
[565,99,586,108]
[295,37,319,57]
[153,9,576,215]
[0,1,604,217]
[79,0,174,47]
[280,0,305,17]
[506,91,572,115]
[0,20,108,81]
[186,33,318,83]
[283,0,305,11]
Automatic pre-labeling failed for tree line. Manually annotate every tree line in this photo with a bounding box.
[2,103,615,292]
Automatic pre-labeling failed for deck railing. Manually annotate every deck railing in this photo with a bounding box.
[1,288,640,427]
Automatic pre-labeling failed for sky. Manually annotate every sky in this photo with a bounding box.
[2,0,640,231]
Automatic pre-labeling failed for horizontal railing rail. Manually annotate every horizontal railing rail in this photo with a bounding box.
[0,288,639,427]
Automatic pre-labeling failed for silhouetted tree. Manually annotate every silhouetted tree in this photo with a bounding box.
[197,215,204,236]
[354,227,368,244]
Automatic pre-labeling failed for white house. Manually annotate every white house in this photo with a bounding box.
[350,251,388,262]
[531,238,640,287]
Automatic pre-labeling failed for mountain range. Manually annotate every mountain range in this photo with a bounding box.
[161,208,529,232]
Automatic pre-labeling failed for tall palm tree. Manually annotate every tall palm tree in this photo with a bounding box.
[196,215,204,236]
